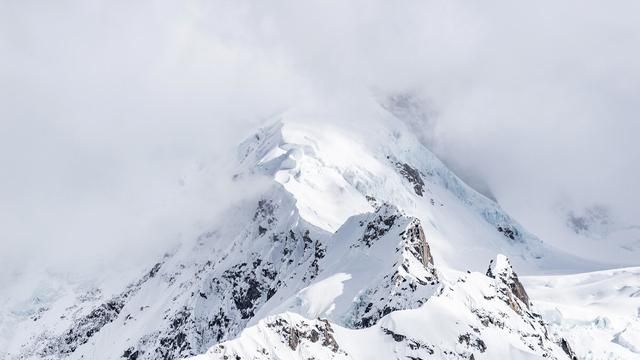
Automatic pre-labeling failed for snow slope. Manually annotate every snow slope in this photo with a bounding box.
[191,255,571,360]
[237,104,602,274]
[524,267,640,360]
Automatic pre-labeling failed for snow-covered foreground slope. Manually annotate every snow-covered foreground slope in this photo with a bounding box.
[524,268,640,360]
[2,100,635,360]
[192,259,640,360]
[191,255,573,360]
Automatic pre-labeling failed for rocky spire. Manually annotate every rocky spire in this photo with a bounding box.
[486,254,530,310]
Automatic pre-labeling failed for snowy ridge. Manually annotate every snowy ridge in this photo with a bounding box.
[524,267,640,359]
[235,109,599,273]
[233,109,569,318]
[191,255,573,360]
[7,184,335,359]
[254,203,440,330]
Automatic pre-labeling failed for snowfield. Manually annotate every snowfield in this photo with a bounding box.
[524,268,640,360]
[2,100,638,360]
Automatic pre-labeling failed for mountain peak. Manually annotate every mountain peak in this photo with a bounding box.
[4,105,618,360]
[486,254,530,311]
[232,108,581,274]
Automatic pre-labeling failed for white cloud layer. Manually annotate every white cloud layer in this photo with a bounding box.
[1,0,639,282]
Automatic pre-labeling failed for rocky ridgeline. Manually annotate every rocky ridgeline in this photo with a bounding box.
[195,313,350,360]
[192,254,575,360]
[17,197,454,360]
[120,198,329,360]
[14,192,331,360]
[18,195,573,360]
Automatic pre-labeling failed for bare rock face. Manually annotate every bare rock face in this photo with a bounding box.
[394,162,426,196]
[404,219,434,269]
[197,258,574,360]
[486,254,530,311]
[347,205,439,328]
[560,337,578,360]
[354,204,400,248]
[201,314,349,360]
[353,204,435,275]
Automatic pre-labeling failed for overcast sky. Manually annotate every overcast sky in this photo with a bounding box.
[1,0,639,283]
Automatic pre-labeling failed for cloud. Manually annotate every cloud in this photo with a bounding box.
[0,0,304,281]
[238,0,640,242]
[1,0,639,284]
[415,0,640,239]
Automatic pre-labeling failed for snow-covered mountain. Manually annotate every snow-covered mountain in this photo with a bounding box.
[2,100,638,360]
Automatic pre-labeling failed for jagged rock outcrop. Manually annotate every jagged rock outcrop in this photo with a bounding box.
[331,204,440,328]
[192,313,350,360]
[486,254,530,312]
[559,337,578,360]
[11,188,335,360]
[190,255,574,360]
[404,217,434,269]
[394,161,426,196]
[243,203,440,331]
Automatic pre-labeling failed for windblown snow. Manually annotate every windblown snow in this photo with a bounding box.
[2,99,638,360]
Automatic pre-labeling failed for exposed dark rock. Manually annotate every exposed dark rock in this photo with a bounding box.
[357,205,399,248]
[458,333,487,353]
[153,307,194,359]
[148,262,162,278]
[122,347,140,360]
[486,255,530,310]
[288,327,300,350]
[496,224,520,241]
[403,219,434,269]
[395,162,426,196]
[317,320,341,353]
[253,200,276,222]
[209,309,231,342]
[382,327,406,342]
[379,327,436,356]
[559,338,578,360]
[351,213,438,329]
[46,290,127,352]
[266,318,341,354]
[253,200,277,235]
[365,194,381,209]
[231,278,263,319]
[472,308,505,329]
